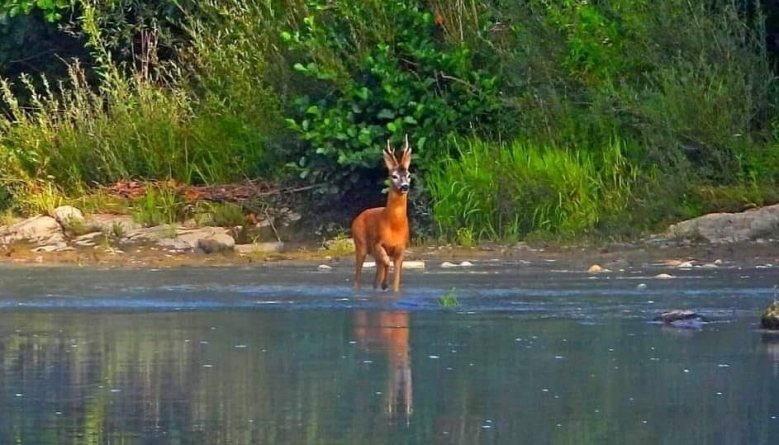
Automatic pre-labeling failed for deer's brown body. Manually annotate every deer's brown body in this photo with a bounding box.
[352,136,412,292]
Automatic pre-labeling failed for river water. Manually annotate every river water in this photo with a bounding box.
[0,260,778,444]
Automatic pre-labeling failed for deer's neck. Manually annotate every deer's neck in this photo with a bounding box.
[384,188,408,224]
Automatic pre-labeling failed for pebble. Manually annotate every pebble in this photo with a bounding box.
[587,264,605,273]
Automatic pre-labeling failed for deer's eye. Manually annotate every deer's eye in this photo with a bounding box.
[392,174,400,180]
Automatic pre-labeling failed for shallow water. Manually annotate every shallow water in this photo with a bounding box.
[0,262,778,444]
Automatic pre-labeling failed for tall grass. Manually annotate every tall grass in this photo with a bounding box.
[0,3,286,215]
[427,138,638,241]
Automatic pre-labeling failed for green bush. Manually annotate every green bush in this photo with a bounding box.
[503,0,775,181]
[281,0,506,195]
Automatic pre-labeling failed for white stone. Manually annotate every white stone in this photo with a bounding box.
[53,206,85,226]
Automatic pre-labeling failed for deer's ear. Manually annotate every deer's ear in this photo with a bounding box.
[399,134,412,169]
[383,139,398,170]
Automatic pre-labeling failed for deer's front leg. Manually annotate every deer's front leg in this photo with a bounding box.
[392,252,404,292]
[373,244,391,289]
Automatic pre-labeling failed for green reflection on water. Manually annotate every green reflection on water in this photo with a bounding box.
[0,311,777,445]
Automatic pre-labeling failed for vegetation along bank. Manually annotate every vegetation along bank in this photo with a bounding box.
[2,0,779,246]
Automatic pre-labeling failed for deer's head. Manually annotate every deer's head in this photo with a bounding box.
[383,134,412,194]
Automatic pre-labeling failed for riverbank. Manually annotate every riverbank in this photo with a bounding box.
[4,235,779,275]
[4,203,779,273]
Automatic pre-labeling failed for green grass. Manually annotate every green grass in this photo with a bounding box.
[0,3,283,215]
[438,287,461,308]
[426,138,638,242]
[131,185,187,228]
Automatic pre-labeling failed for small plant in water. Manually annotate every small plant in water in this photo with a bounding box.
[438,287,461,308]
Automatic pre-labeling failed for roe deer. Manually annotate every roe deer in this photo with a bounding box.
[351,135,412,292]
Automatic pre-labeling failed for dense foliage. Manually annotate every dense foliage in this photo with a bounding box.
[2,0,779,241]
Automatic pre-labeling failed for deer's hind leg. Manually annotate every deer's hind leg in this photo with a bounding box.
[353,241,368,290]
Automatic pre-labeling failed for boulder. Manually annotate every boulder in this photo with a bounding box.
[121,225,179,244]
[177,227,227,248]
[666,204,779,243]
[235,242,286,254]
[53,205,85,226]
[760,300,779,330]
[0,216,62,244]
[197,233,236,254]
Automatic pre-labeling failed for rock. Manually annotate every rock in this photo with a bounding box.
[234,242,286,254]
[357,260,423,270]
[636,283,647,290]
[323,237,355,251]
[32,243,67,253]
[317,264,332,271]
[197,233,236,254]
[170,227,216,248]
[117,225,237,254]
[156,238,193,251]
[677,261,694,268]
[404,261,426,269]
[761,300,779,330]
[75,232,103,242]
[440,261,468,269]
[654,273,674,279]
[665,204,779,243]
[587,264,606,273]
[87,214,141,235]
[653,310,709,329]
[121,225,179,244]
[53,205,85,226]
[0,216,62,244]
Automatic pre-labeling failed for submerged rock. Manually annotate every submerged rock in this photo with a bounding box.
[760,300,779,330]
[654,273,674,279]
[653,310,709,329]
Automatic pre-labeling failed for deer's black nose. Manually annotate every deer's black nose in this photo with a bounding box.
[399,184,410,192]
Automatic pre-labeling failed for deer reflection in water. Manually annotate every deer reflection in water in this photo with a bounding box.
[353,310,413,422]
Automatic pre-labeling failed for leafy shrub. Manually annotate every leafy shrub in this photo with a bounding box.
[282,0,506,195]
